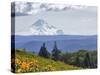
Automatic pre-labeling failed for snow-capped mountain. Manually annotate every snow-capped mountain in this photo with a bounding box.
[30,19,64,35]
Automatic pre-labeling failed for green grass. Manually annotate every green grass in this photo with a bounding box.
[12,50,81,73]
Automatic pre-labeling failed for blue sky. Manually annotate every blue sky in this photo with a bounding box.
[12,2,97,35]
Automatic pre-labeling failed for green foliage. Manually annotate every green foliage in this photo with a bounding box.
[83,52,91,68]
[12,50,80,73]
[74,54,81,67]
[61,50,97,68]
[52,41,62,61]
[12,41,97,73]
[38,42,50,58]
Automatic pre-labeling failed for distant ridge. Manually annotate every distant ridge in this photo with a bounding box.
[12,35,97,53]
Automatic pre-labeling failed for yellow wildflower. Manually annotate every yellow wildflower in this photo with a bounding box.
[20,62,29,69]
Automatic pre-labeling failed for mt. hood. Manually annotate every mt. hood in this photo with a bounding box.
[16,19,64,35]
[30,19,64,35]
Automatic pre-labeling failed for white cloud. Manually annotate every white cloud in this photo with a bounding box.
[12,2,94,16]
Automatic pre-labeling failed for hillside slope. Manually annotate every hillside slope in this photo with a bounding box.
[11,50,80,73]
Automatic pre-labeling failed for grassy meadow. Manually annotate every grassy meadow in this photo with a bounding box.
[11,49,81,73]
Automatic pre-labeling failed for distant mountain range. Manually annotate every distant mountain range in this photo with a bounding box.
[12,35,97,53]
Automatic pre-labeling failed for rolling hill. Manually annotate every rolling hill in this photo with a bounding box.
[12,50,80,73]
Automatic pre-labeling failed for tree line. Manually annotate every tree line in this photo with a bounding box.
[38,41,97,68]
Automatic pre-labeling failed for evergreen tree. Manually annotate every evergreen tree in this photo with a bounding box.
[75,55,80,67]
[38,42,50,58]
[52,41,61,61]
[83,52,92,68]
